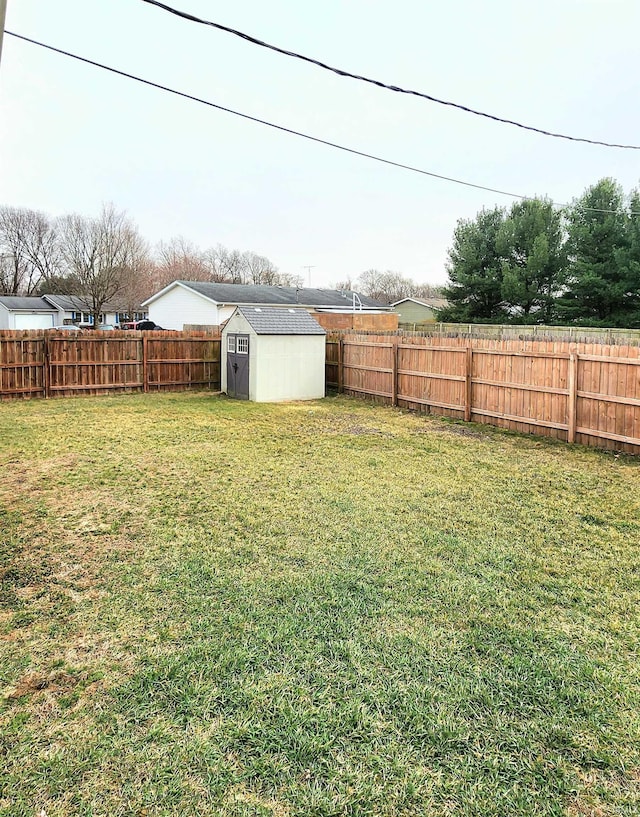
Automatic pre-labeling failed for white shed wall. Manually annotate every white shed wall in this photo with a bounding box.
[0,307,9,329]
[148,286,220,330]
[254,335,325,402]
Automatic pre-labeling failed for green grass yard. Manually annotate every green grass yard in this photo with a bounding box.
[1,392,639,816]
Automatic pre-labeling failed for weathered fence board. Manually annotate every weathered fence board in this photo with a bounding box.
[0,330,221,400]
[326,332,640,455]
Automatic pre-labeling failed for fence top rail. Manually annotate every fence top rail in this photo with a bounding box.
[148,357,220,364]
[147,337,220,342]
[578,353,640,365]
[473,348,571,360]
[397,343,466,353]
[343,340,394,348]
[47,336,142,343]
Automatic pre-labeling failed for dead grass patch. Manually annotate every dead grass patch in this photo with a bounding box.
[3,670,78,701]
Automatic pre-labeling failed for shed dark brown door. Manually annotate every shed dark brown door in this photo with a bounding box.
[226,334,250,399]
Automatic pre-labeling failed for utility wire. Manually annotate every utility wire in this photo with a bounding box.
[5,31,639,216]
[141,0,640,151]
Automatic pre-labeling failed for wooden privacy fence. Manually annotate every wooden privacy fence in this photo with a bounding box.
[326,334,640,455]
[0,331,221,399]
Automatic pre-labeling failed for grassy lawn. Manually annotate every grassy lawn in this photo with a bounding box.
[1,392,639,817]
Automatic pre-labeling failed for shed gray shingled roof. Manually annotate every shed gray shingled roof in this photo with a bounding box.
[237,307,326,335]
[0,296,57,311]
[177,281,385,309]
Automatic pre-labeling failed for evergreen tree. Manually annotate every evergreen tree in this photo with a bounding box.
[624,188,640,326]
[558,178,635,326]
[439,207,507,322]
[497,199,566,323]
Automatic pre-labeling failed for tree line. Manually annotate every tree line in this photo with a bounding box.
[333,269,442,304]
[440,178,640,328]
[0,204,302,326]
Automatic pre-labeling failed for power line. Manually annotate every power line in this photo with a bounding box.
[140,0,640,152]
[5,31,640,216]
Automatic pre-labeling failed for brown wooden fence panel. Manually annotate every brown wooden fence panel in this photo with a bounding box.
[575,344,640,451]
[146,334,220,391]
[47,333,144,397]
[343,339,395,401]
[397,343,466,413]
[326,331,640,455]
[325,340,340,388]
[0,330,221,400]
[0,331,46,399]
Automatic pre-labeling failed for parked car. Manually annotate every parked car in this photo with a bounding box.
[121,320,163,330]
[45,325,82,332]
[97,324,116,331]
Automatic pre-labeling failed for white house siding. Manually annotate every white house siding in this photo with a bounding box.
[218,305,237,324]
[254,335,325,402]
[148,286,219,330]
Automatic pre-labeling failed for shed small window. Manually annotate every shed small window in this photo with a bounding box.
[237,337,249,354]
[227,336,236,353]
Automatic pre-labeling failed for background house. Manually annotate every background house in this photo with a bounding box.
[391,297,448,327]
[0,295,149,329]
[41,295,148,327]
[0,297,58,329]
[143,281,394,331]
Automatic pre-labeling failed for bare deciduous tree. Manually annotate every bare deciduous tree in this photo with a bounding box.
[59,204,143,327]
[155,236,210,287]
[117,234,154,322]
[214,245,246,283]
[276,271,304,288]
[243,251,280,285]
[0,206,61,295]
[331,278,355,292]
[356,269,443,304]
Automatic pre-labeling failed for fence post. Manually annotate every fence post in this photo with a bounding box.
[392,337,398,407]
[464,345,473,422]
[43,333,50,399]
[338,337,344,393]
[142,335,149,393]
[567,349,578,443]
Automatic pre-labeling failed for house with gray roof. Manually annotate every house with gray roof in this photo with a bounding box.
[41,295,148,327]
[0,297,58,329]
[142,280,390,331]
[0,294,148,330]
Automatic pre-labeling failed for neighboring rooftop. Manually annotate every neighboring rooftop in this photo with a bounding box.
[41,294,124,313]
[237,306,326,335]
[144,281,388,310]
[0,296,57,311]
[391,296,449,310]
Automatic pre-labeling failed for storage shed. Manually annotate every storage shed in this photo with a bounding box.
[221,306,326,402]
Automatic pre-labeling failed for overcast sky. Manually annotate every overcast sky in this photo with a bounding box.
[1,0,639,288]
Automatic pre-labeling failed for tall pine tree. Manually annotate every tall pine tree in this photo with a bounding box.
[439,207,507,322]
[558,179,634,326]
[498,199,566,323]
